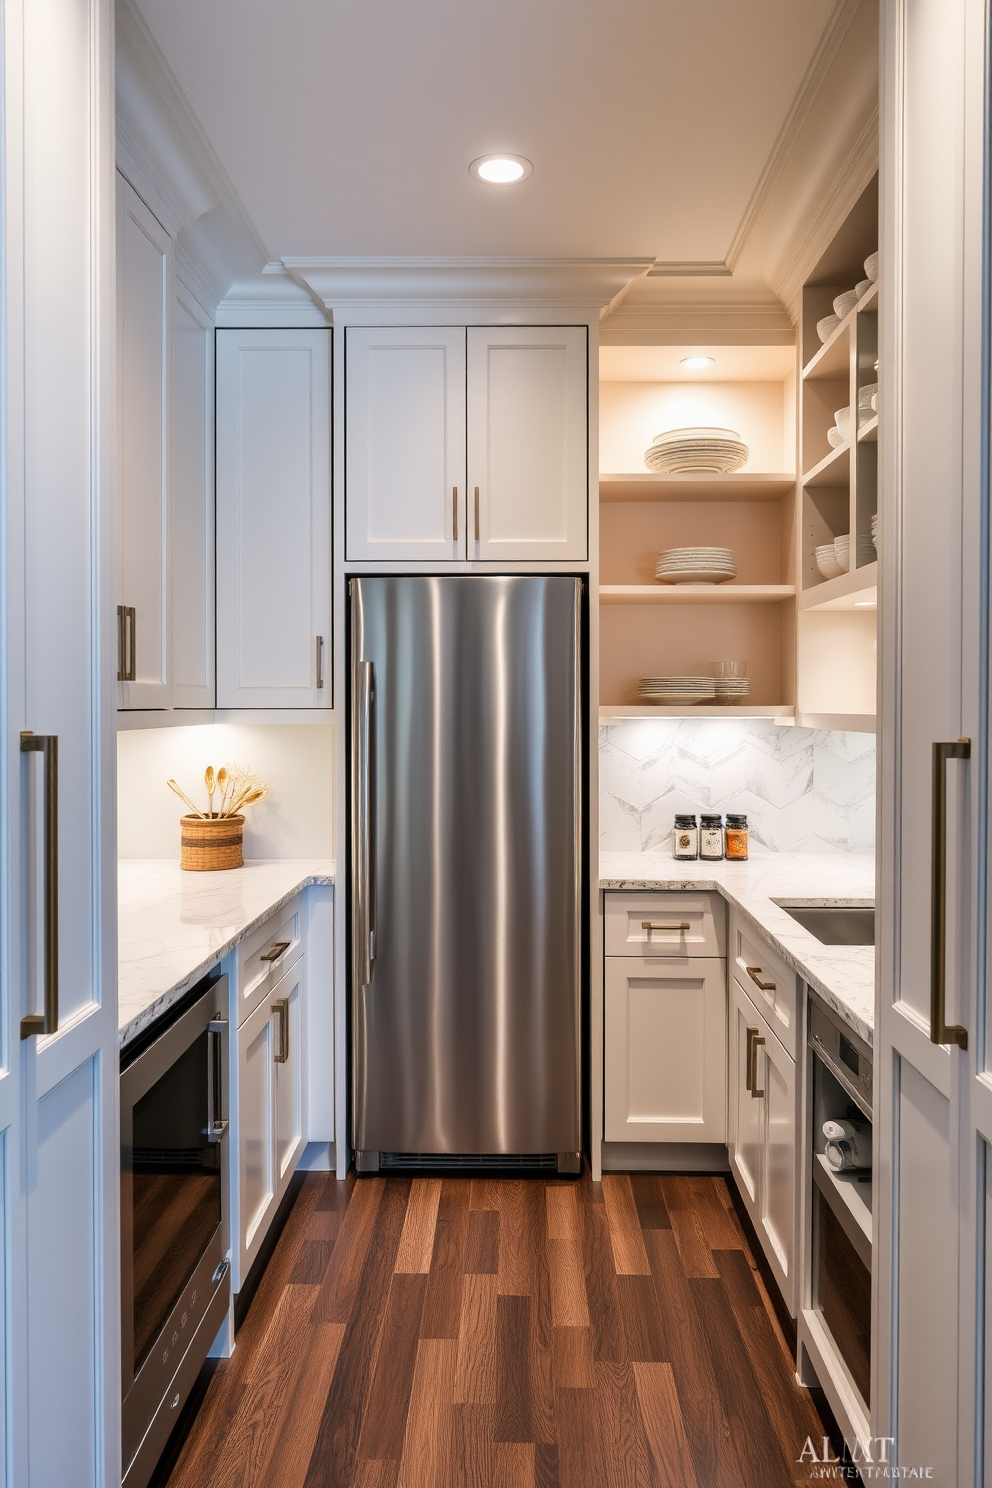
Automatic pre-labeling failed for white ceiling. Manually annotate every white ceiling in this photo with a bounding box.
[133,0,838,264]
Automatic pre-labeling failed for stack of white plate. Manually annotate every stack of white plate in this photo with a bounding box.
[870,512,878,552]
[644,427,749,475]
[639,676,716,705]
[655,546,737,584]
[713,677,750,702]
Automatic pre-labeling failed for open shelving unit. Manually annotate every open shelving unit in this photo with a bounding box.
[795,174,879,729]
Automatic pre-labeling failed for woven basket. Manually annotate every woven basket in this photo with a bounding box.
[180,815,244,872]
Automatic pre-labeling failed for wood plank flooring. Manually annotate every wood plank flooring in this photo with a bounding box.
[164,1171,829,1488]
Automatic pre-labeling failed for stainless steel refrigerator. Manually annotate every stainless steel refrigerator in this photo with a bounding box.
[350,575,582,1174]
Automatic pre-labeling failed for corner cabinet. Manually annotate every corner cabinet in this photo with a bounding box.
[345,324,588,562]
[216,329,331,708]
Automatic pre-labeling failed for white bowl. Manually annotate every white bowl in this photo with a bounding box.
[833,535,851,573]
[834,405,853,440]
[865,251,879,283]
[816,550,844,580]
[817,314,841,344]
[833,289,859,319]
[855,278,872,300]
[827,426,845,449]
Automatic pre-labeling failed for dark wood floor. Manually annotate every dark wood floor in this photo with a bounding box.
[165,1170,828,1488]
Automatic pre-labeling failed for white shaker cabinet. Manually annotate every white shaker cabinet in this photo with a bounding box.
[170,283,215,708]
[216,329,331,708]
[467,325,588,562]
[729,977,798,1316]
[117,174,171,708]
[345,326,466,561]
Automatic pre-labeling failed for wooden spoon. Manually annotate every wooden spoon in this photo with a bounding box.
[216,766,230,816]
[204,764,216,817]
[167,779,206,818]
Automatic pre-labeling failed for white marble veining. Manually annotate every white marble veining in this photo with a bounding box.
[600,718,876,855]
[119,859,335,1048]
[600,848,875,1046]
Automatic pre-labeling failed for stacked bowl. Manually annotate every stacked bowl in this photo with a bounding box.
[655,546,737,584]
[815,542,844,580]
[871,512,878,552]
[644,427,749,475]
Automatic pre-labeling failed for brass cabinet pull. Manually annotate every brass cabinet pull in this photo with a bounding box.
[117,605,126,681]
[452,486,458,541]
[474,486,480,542]
[20,732,59,1039]
[931,738,970,1048]
[746,965,776,992]
[316,635,324,690]
[746,1025,765,1098]
[127,606,136,681]
[273,998,289,1063]
[206,1016,229,1141]
[117,605,136,682]
[260,940,291,964]
[642,921,691,933]
[745,1026,755,1090]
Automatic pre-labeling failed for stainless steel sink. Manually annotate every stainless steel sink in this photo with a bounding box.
[777,902,875,946]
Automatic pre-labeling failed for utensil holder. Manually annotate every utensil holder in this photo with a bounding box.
[180,814,244,871]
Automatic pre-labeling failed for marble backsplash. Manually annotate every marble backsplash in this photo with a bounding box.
[599,718,875,854]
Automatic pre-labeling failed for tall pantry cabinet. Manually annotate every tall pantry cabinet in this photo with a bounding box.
[1,1,120,1484]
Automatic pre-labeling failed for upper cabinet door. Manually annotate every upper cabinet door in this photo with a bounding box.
[216,329,331,709]
[345,326,466,561]
[170,284,215,708]
[117,175,171,707]
[467,325,588,562]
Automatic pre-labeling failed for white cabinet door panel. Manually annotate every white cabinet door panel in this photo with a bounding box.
[216,329,330,708]
[467,326,587,561]
[170,286,214,707]
[729,978,762,1219]
[117,175,170,707]
[346,326,465,561]
[273,959,305,1196]
[604,956,726,1143]
[756,1014,797,1313]
[237,997,277,1278]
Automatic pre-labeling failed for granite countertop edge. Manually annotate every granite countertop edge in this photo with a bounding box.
[118,866,335,1051]
[600,857,875,1047]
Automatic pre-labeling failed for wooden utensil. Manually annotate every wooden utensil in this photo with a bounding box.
[204,764,216,817]
[216,766,230,816]
[167,778,206,817]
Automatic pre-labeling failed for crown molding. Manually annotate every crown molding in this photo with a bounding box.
[215,268,331,328]
[725,0,864,273]
[280,257,655,315]
[647,262,732,278]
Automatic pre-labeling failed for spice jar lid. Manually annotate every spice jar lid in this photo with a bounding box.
[700,814,723,826]
[726,813,748,825]
[673,814,698,826]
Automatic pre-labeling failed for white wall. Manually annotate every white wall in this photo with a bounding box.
[117,723,334,858]
[599,381,789,473]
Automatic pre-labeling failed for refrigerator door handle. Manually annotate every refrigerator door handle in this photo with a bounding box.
[355,659,376,984]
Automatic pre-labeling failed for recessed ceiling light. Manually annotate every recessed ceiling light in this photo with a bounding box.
[854,600,876,607]
[469,154,533,185]
[680,355,715,370]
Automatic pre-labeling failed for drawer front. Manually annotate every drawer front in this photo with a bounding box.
[605,892,726,958]
[237,894,305,1026]
[730,912,798,1058]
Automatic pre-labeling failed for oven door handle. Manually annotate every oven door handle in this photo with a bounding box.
[205,1016,229,1142]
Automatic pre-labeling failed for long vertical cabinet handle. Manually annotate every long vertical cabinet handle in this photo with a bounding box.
[272,999,289,1063]
[452,486,459,542]
[128,607,136,681]
[745,1025,764,1098]
[316,635,324,690]
[931,738,971,1047]
[353,658,376,986]
[474,486,480,543]
[206,1016,229,1140]
[20,732,59,1038]
[117,605,127,681]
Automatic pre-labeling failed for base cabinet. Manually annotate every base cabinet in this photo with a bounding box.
[729,976,798,1314]
[235,954,307,1286]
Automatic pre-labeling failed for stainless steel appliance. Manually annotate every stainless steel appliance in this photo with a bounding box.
[121,976,231,1488]
[808,994,873,1409]
[350,575,582,1173]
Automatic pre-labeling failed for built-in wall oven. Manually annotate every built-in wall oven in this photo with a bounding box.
[121,975,231,1488]
[808,995,873,1416]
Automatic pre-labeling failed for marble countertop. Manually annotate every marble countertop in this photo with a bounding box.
[600,850,875,1046]
[119,859,335,1049]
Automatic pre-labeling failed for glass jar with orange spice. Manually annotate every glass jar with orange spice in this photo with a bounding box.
[725,813,749,860]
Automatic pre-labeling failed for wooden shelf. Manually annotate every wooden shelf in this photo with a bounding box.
[800,562,877,610]
[599,473,796,503]
[797,712,876,734]
[600,704,796,721]
[802,282,878,382]
[857,415,877,443]
[600,584,795,605]
[802,443,850,489]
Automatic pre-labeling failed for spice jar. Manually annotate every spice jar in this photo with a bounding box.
[672,814,699,861]
[725,813,749,860]
[699,814,724,861]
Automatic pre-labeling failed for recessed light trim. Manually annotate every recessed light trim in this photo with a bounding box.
[680,355,715,370]
[854,600,876,607]
[469,154,533,185]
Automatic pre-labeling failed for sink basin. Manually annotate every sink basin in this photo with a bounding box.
[777,903,875,946]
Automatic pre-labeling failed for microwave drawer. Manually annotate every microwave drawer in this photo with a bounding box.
[605,892,726,958]
[236,894,305,1026]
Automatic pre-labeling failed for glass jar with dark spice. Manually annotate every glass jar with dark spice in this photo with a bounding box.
[725,813,749,860]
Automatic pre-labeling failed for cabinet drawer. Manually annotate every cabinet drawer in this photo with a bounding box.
[605,956,727,1143]
[605,892,726,958]
[730,912,799,1058]
[237,895,305,1026]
